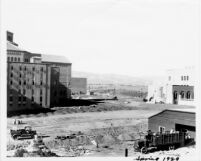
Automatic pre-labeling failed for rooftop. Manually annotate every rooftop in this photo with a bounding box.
[41,54,71,64]
[168,108,196,113]
[7,41,24,51]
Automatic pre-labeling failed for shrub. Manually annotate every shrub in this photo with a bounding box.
[14,148,28,157]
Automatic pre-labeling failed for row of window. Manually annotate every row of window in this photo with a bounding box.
[173,91,193,100]
[180,91,193,99]
[9,89,43,95]
[8,57,21,62]
[168,76,190,81]
[9,96,43,103]
[10,65,44,72]
[181,76,189,81]
[10,80,44,86]
[7,57,30,63]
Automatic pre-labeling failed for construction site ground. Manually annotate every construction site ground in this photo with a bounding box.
[7,97,196,158]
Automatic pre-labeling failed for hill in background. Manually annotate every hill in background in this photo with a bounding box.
[72,71,165,86]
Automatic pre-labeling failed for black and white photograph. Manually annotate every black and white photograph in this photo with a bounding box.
[0,0,200,160]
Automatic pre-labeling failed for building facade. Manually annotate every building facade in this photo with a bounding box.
[165,67,195,105]
[147,67,195,106]
[7,31,72,112]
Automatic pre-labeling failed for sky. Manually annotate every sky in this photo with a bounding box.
[5,0,199,77]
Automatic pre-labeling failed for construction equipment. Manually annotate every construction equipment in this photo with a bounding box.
[10,126,37,140]
[134,130,192,154]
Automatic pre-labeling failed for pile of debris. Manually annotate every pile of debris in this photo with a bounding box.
[12,135,58,157]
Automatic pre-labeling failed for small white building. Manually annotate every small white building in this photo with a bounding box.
[147,81,165,103]
[147,66,195,106]
[165,66,195,106]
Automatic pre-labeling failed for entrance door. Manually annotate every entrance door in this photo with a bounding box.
[175,123,196,139]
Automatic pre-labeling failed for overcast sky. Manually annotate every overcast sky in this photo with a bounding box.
[5,0,199,77]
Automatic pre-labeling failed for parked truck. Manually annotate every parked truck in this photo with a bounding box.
[134,130,193,154]
[10,126,37,140]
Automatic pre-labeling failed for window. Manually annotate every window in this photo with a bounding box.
[11,57,13,62]
[14,57,17,62]
[10,80,13,85]
[18,89,21,94]
[11,66,13,70]
[10,73,13,77]
[181,76,183,81]
[32,81,35,85]
[24,81,26,85]
[18,96,21,102]
[40,67,43,72]
[19,66,22,70]
[19,80,21,85]
[23,97,26,102]
[18,58,20,62]
[180,91,185,99]
[24,66,27,71]
[40,96,42,102]
[32,67,35,71]
[19,73,22,78]
[7,57,10,62]
[187,76,189,81]
[32,89,34,95]
[31,96,34,102]
[40,81,43,85]
[9,96,13,102]
[186,91,191,99]
[40,89,42,95]
[159,126,165,133]
[184,76,186,81]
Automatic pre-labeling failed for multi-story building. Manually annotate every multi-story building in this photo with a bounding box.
[7,31,72,113]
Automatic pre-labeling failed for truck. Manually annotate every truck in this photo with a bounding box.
[134,130,193,154]
[10,126,37,140]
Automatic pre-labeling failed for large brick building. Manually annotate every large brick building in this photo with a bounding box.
[7,31,72,113]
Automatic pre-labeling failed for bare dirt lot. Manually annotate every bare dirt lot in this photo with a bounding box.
[7,99,196,158]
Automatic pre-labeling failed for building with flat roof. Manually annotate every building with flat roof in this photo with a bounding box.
[7,31,72,113]
[165,67,195,106]
[148,108,196,139]
[147,67,195,106]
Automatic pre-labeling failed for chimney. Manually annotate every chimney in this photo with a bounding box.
[7,31,14,42]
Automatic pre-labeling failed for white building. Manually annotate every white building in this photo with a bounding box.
[147,66,195,106]
[165,66,195,106]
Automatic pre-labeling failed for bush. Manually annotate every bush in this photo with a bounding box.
[14,148,28,157]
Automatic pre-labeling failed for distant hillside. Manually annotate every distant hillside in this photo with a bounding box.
[72,71,165,86]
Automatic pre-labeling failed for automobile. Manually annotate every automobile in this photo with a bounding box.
[10,126,37,140]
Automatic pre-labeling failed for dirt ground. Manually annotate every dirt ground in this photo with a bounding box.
[7,98,196,158]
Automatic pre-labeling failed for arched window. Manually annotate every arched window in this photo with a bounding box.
[180,91,185,99]
[186,91,191,99]
[14,57,17,62]
[18,58,20,62]
[11,57,13,62]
